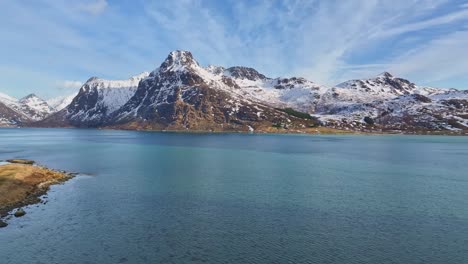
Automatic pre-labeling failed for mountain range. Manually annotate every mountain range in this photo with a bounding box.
[1,50,467,134]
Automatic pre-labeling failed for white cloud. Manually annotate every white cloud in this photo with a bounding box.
[373,9,468,38]
[56,80,83,89]
[1,0,467,95]
[388,30,468,84]
[79,0,108,15]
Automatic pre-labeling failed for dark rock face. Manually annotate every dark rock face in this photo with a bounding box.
[364,116,375,125]
[0,220,7,228]
[274,77,309,90]
[112,51,317,131]
[410,94,432,103]
[442,99,468,110]
[26,52,468,133]
[226,66,266,81]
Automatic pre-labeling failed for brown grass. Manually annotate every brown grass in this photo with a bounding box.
[0,164,69,216]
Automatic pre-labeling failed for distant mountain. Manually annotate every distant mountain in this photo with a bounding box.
[47,93,78,111]
[0,101,30,126]
[207,66,326,113]
[316,73,468,132]
[0,92,55,122]
[18,94,55,120]
[39,73,149,127]
[4,50,468,134]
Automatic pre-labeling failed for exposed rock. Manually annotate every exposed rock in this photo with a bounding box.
[18,51,468,134]
[6,159,35,165]
[0,220,7,228]
[14,208,26,217]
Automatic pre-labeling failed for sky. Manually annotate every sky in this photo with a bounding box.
[0,0,468,99]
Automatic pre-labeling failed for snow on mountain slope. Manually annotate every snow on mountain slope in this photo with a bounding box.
[53,72,149,126]
[18,94,55,120]
[0,92,19,106]
[314,73,467,132]
[115,51,321,120]
[114,51,254,120]
[32,50,468,133]
[0,101,30,126]
[0,92,55,121]
[47,93,78,111]
[337,72,417,94]
[111,51,319,131]
[204,66,327,113]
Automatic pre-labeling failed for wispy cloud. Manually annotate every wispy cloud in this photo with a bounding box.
[373,9,468,38]
[0,0,467,98]
[388,30,468,85]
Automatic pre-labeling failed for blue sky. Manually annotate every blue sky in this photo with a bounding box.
[1,0,468,99]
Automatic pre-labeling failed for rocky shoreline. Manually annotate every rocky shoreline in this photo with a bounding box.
[0,159,75,228]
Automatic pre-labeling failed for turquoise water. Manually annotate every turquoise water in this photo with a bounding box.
[0,128,467,264]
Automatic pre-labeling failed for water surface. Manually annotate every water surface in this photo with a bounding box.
[1,128,467,263]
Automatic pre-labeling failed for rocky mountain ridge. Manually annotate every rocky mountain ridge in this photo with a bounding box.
[1,50,467,134]
[0,92,56,124]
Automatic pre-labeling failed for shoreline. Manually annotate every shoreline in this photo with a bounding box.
[8,125,468,137]
[0,160,75,224]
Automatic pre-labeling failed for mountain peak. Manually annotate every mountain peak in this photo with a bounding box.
[225,66,266,81]
[21,93,39,100]
[85,76,100,84]
[377,72,393,78]
[130,72,150,81]
[19,93,46,104]
[160,50,200,72]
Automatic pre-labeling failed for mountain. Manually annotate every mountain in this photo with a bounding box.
[0,92,55,123]
[0,101,30,126]
[207,66,327,113]
[109,51,318,131]
[6,50,468,134]
[17,94,55,120]
[47,92,78,111]
[315,73,468,132]
[39,72,150,127]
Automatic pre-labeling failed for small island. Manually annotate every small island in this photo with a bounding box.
[0,159,72,228]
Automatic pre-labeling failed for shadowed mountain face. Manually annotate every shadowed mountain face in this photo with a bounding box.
[37,51,318,131]
[0,101,30,126]
[4,50,467,133]
[110,51,318,131]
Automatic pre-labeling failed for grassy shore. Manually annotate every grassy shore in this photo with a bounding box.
[0,161,71,218]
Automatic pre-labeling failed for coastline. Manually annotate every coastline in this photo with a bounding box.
[0,160,74,223]
[3,125,468,136]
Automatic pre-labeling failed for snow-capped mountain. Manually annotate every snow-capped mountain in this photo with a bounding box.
[315,73,468,132]
[110,51,317,131]
[205,66,327,113]
[0,101,30,126]
[0,92,19,107]
[5,50,468,133]
[0,92,31,125]
[0,92,55,122]
[40,72,149,127]
[47,93,78,111]
[17,94,55,120]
